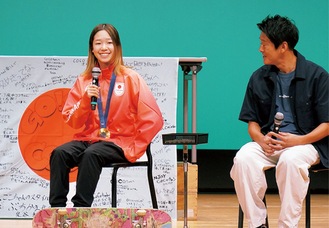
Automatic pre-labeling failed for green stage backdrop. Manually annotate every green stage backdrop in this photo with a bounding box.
[1,0,328,150]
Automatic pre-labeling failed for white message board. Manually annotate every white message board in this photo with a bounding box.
[0,56,178,219]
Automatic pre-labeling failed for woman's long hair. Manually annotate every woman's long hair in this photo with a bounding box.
[83,24,124,77]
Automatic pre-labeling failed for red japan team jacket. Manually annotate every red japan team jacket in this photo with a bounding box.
[62,66,164,162]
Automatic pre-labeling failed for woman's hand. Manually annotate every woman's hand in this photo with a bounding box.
[86,84,100,98]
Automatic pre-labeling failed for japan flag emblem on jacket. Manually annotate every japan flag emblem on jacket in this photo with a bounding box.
[114,82,124,96]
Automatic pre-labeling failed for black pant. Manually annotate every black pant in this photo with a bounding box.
[49,140,128,207]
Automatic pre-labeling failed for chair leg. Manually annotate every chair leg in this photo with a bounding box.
[111,167,119,207]
[305,184,311,228]
[237,196,269,228]
[238,205,244,228]
[264,196,269,227]
[111,165,158,209]
[147,164,158,209]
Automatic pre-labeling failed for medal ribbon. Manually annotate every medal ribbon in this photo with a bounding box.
[97,72,117,130]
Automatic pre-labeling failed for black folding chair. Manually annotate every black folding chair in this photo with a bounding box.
[103,144,158,208]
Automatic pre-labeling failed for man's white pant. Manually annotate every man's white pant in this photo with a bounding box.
[230,142,319,228]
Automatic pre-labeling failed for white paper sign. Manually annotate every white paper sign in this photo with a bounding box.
[0,56,178,219]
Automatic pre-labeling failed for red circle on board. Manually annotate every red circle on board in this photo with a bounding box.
[18,88,84,182]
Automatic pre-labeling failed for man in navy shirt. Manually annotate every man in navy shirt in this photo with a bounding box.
[230,15,328,228]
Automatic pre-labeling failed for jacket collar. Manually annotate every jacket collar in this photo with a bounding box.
[100,65,115,80]
[294,50,307,79]
[263,50,306,80]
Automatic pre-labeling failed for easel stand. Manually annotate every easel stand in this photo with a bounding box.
[179,57,207,163]
[162,133,208,228]
[183,144,188,228]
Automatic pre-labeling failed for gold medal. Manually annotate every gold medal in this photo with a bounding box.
[99,128,110,138]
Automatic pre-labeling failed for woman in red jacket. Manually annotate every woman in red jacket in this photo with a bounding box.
[49,24,163,207]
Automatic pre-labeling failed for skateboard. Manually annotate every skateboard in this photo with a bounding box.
[32,207,172,228]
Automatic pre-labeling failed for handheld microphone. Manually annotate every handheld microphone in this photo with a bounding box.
[273,112,284,134]
[91,67,101,110]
